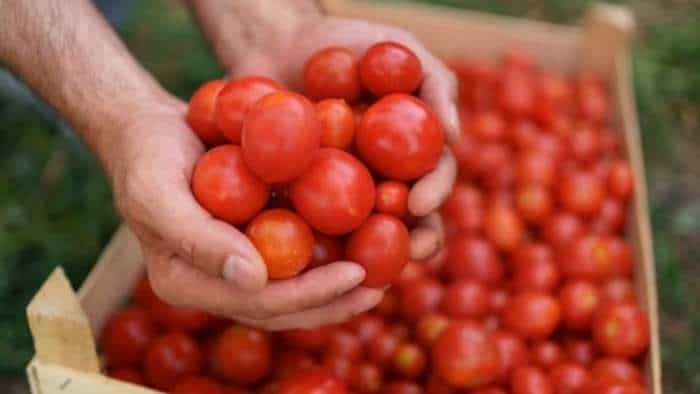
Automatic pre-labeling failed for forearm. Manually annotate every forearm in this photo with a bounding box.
[186,0,323,72]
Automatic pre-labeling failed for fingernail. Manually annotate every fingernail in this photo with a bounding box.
[223,255,266,293]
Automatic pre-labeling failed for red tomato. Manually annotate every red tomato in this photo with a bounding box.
[374,289,399,318]
[399,277,444,320]
[391,323,411,341]
[576,76,609,124]
[591,357,642,385]
[425,373,459,394]
[367,331,400,368]
[108,368,145,385]
[225,387,253,394]
[327,329,364,361]
[282,326,330,351]
[423,246,448,276]
[432,320,500,389]
[511,242,555,270]
[484,204,524,252]
[542,212,584,249]
[592,303,650,358]
[279,369,347,394]
[309,233,345,269]
[483,158,516,191]
[393,342,427,379]
[357,94,443,180]
[215,76,282,143]
[600,277,637,304]
[489,288,510,313]
[471,388,508,394]
[171,376,225,394]
[143,332,203,390]
[290,148,375,235]
[149,294,219,334]
[246,209,314,279]
[578,381,647,394]
[504,292,560,340]
[441,183,484,233]
[451,128,481,179]
[441,279,490,318]
[564,338,597,366]
[510,366,553,394]
[608,160,634,200]
[348,314,386,344]
[559,171,605,217]
[512,258,560,293]
[492,330,530,382]
[560,235,616,281]
[415,313,450,347]
[192,145,269,225]
[511,121,541,151]
[567,125,601,163]
[531,340,566,369]
[559,280,600,330]
[375,181,410,217]
[100,307,157,368]
[304,47,361,102]
[549,363,591,394]
[316,98,355,149]
[132,276,157,308]
[503,48,535,73]
[498,69,535,117]
[210,325,272,385]
[445,234,505,285]
[350,362,384,393]
[515,184,553,224]
[323,354,353,381]
[242,91,321,183]
[590,197,626,235]
[187,80,227,146]
[273,350,317,379]
[383,381,423,394]
[537,71,573,106]
[473,143,512,178]
[359,41,423,96]
[470,110,507,142]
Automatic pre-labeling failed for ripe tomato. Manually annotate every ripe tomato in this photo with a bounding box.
[492,330,530,382]
[322,354,353,381]
[470,110,507,142]
[282,326,330,351]
[192,145,269,225]
[441,279,490,318]
[559,280,600,330]
[441,183,484,233]
[143,332,204,390]
[576,76,609,124]
[304,47,361,102]
[290,148,375,235]
[171,376,225,394]
[558,170,605,217]
[511,120,540,150]
[549,363,591,394]
[374,289,399,318]
[564,338,597,366]
[592,303,650,358]
[346,214,409,287]
[608,160,634,200]
[531,340,566,369]
[316,98,355,149]
[415,313,450,347]
[367,331,400,368]
[215,76,282,143]
[590,197,626,235]
[432,320,500,389]
[357,94,443,180]
[210,325,272,385]
[445,234,504,285]
[242,91,321,183]
[246,209,314,279]
[390,322,410,341]
[426,372,459,394]
[279,369,347,394]
[451,128,481,179]
[512,257,561,293]
[226,387,253,394]
[132,276,158,308]
[528,133,567,162]
[600,277,636,304]
[591,357,642,385]
[498,69,535,117]
[567,124,601,163]
[473,143,512,178]
[578,381,647,394]
[383,381,423,394]
[399,276,444,320]
[108,368,145,385]
[515,184,553,224]
[503,48,535,73]
[393,342,427,379]
[542,212,584,249]
[273,350,317,379]
[375,181,410,217]
[348,314,386,344]
[149,295,220,334]
[359,41,423,96]
[350,362,384,393]
[100,307,157,368]
[560,235,615,281]
[309,233,345,269]
[471,388,508,394]
[187,80,227,146]
[489,288,510,313]
[327,329,364,361]
[510,366,553,394]
[484,204,524,252]
[504,291,560,340]
[511,242,555,270]
[537,71,573,106]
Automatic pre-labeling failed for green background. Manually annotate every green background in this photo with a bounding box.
[0,1,698,393]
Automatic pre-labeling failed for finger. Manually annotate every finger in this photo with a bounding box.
[237,287,384,331]
[408,148,457,217]
[409,213,445,260]
[419,57,461,144]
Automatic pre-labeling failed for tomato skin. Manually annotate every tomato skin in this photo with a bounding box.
[608,160,634,200]
[100,307,157,368]
[143,332,204,390]
[489,288,510,313]
[432,320,500,389]
[504,291,561,340]
[392,342,427,379]
[367,331,400,368]
[484,204,524,252]
[441,183,484,233]
[542,212,584,250]
[515,184,553,224]
[375,181,410,217]
[359,41,423,96]
[445,234,504,285]
[399,277,444,320]
[492,330,530,382]
[577,381,647,394]
[567,125,601,163]
[590,198,626,235]
[600,277,636,304]
[374,289,399,318]
[149,295,219,334]
[425,373,459,394]
[327,329,364,361]
[215,76,283,143]
[171,376,226,394]
[531,340,566,369]
[512,258,561,293]
[132,276,158,308]
[309,233,345,269]
[282,326,331,351]
[441,279,490,318]
[510,366,553,394]
[564,338,597,366]
[511,242,555,270]
[591,357,642,385]
[558,171,605,217]
[192,145,269,226]
[350,362,384,393]
[279,369,347,394]
[273,350,317,379]
[470,110,507,142]
[187,80,227,146]
[246,209,314,279]
[415,313,450,347]
[291,148,375,235]
[592,303,650,358]
[560,235,615,281]
[242,91,321,183]
[322,354,353,381]
[346,214,410,287]
[498,69,535,117]
[549,363,591,394]
[210,325,272,385]
[451,128,481,179]
[357,94,444,180]
[304,47,362,102]
[108,368,145,385]
[316,99,356,149]
[559,280,600,330]
[576,76,609,125]
[383,381,423,394]
[348,314,386,345]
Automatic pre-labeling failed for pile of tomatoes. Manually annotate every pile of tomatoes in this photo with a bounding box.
[100,47,650,394]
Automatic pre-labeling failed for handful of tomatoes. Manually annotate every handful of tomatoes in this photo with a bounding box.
[101,48,650,394]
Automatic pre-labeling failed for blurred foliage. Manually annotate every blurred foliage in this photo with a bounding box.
[0,1,699,392]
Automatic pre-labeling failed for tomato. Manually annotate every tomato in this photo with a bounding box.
[592,303,650,358]
[542,212,584,249]
[511,120,540,150]
[484,204,524,252]
[132,276,157,308]
[171,376,225,394]
[564,338,597,366]
[350,362,384,393]
[558,171,605,216]
[359,41,423,96]
[471,388,508,394]
[279,369,347,394]
[511,242,555,270]
[600,277,636,304]
[367,331,400,368]
[423,246,448,276]
[489,288,510,313]
[503,48,535,73]
[374,289,399,318]
[608,160,634,200]
[100,307,157,368]
[393,342,427,379]
[537,71,573,106]
[549,363,591,394]
[578,381,647,394]
[415,313,450,347]
[108,368,145,385]
[559,280,600,330]
[273,350,317,379]
[327,329,363,361]
[246,209,314,279]
[470,110,507,142]
[242,91,321,183]
[590,197,626,235]
[316,98,356,149]
[348,314,386,344]
[390,322,410,341]
[560,235,616,281]
[531,340,566,369]
[515,184,553,224]
[512,258,560,293]
[192,145,269,225]
[498,69,535,117]
[504,292,560,340]
[591,357,642,385]
[483,314,502,332]
[383,381,423,394]
[210,325,272,385]
[445,234,504,285]
[426,373,459,394]
[215,76,282,143]
[291,148,375,235]
[529,133,567,162]
[304,47,362,102]
[510,366,553,394]
[357,94,443,180]
[149,295,220,334]
[323,354,353,381]
[309,233,345,269]
[282,326,330,351]
[432,320,500,389]
[441,279,490,318]
[143,332,203,390]
[375,181,410,217]
[346,214,409,287]
[576,76,609,124]
[473,143,512,178]
[567,124,601,163]
[451,128,481,179]
[483,158,515,191]
[187,80,227,146]
[492,330,529,382]
[399,276,444,320]
[441,183,484,233]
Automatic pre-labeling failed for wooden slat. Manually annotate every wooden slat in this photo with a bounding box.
[582,4,636,78]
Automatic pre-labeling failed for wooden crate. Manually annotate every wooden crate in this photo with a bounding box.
[25,2,661,393]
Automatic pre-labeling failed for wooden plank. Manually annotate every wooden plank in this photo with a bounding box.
[582,4,636,78]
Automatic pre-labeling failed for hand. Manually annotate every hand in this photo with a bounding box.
[231,16,458,259]
[108,98,383,330]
